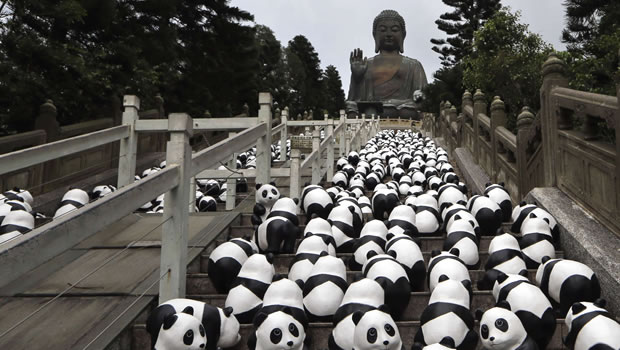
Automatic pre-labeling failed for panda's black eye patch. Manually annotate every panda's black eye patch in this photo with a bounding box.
[199,324,205,337]
[289,323,299,337]
[367,327,377,343]
[481,324,489,339]
[271,189,278,195]
[184,329,194,345]
[385,323,395,336]
[270,328,282,344]
[262,190,268,197]
[495,318,508,332]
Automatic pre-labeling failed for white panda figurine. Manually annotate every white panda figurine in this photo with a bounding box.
[427,249,471,293]
[442,203,480,238]
[371,188,400,221]
[492,272,556,349]
[0,199,32,223]
[443,217,480,270]
[255,198,300,254]
[348,151,360,167]
[90,185,116,199]
[252,183,280,226]
[511,203,559,240]
[54,188,90,218]
[363,251,411,321]
[225,253,275,323]
[329,205,358,253]
[386,204,418,238]
[288,234,330,283]
[348,177,366,199]
[153,312,207,350]
[437,184,467,212]
[197,195,217,212]
[477,302,538,350]
[0,209,34,244]
[351,307,403,350]
[1,187,34,206]
[267,197,300,226]
[478,233,527,290]
[349,220,388,271]
[365,172,382,191]
[415,276,477,350]
[535,256,600,315]
[563,299,620,350]
[411,337,457,350]
[519,213,555,268]
[336,197,363,235]
[302,253,348,322]
[301,185,334,223]
[303,217,336,255]
[146,299,241,350]
[385,233,426,291]
[336,157,349,171]
[329,278,385,350]
[467,195,503,236]
[142,166,161,178]
[357,196,374,216]
[249,309,307,350]
[484,183,512,222]
[414,194,441,236]
[207,237,257,293]
[333,171,349,188]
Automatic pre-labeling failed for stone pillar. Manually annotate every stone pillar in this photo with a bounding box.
[279,107,288,161]
[312,127,321,184]
[160,113,193,303]
[616,49,620,216]
[490,96,507,182]
[540,53,569,187]
[473,89,487,162]
[326,118,334,182]
[516,107,535,199]
[290,149,301,200]
[339,110,346,157]
[226,131,237,211]
[117,96,140,188]
[34,99,60,142]
[448,104,457,152]
[256,92,272,185]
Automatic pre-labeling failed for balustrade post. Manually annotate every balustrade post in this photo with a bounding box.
[256,92,273,185]
[327,118,335,182]
[516,107,535,200]
[616,50,620,216]
[345,119,352,156]
[312,128,321,184]
[226,131,238,210]
[448,104,457,152]
[540,53,569,187]
[118,95,140,188]
[339,110,346,157]
[160,113,193,303]
[280,107,288,161]
[490,96,507,182]
[290,149,301,200]
[473,90,487,163]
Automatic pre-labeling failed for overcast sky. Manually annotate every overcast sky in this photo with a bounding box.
[229,0,567,94]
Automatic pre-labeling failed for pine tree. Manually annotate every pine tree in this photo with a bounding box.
[287,35,323,117]
[322,65,346,118]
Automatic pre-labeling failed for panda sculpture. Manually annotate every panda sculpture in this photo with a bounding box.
[197,195,217,212]
[349,220,388,271]
[301,185,334,224]
[329,278,385,350]
[90,185,116,200]
[267,197,300,226]
[385,233,426,291]
[302,253,348,322]
[371,188,400,220]
[437,184,467,212]
[467,195,503,235]
[415,276,477,350]
[365,172,382,191]
[335,197,363,236]
[411,337,457,350]
[443,217,480,270]
[478,233,527,290]
[414,195,441,236]
[442,203,480,239]
[563,299,620,350]
[207,237,257,293]
[511,203,559,240]
[225,253,275,323]
[351,307,403,350]
[477,302,538,350]
[288,234,331,283]
[0,199,31,223]
[357,196,374,216]
[362,251,411,320]
[200,179,220,196]
[152,312,207,350]
[427,249,471,293]
[303,217,336,255]
[519,214,555,268]
[251,183,280,226]
[255,198,300,254]
[1,187,34,206]
[248,309,307,350]
[146,298,241,350]
[333,171,349,188]
[535,257,600,315]
[0,209,34,244]
[484,183,512,222]
[329,206,358,253]
[386,205,419,238]
[492,272,556,349]
[54,188,90,218]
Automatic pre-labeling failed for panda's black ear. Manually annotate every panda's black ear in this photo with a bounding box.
[457,200,467,206]
[485,182,492,188]
[294,279,304,290]
[594,298,607,308]
[571,302,586,315]
[386,233,395,241]
[255,183,262,190]
[319,251,329,257]
[449,248,460,256]
[162,314,178,330]
[265,253,274,264]
[431,249,441,258]
[182,306,194,316]
[495,229,504,236]
[411,342,425,350]
[529,213,537,219]
[352,311,364,326]
[454,214,462,221]
[543,217,550,224]
[438,274,449,283]
[223,306,234,317]
[272,274,285,282]
[378,304,390,314]
[518,269,528,277]
[462,280,472,293]
[269,182,276,186]
[387,250,397,258]
[293,198,299,205]
[496,300,511,310]
[440,336,456,348]
[475,309,484,321]
[474,226,481,236]
[254,311,268,327]
[520,201,527,206]
[304,232,312,239]
[496,272,509,284]
[366,250,378,259]
[499,182,505,187]
[304,182,311,187]
[541,256,551,264]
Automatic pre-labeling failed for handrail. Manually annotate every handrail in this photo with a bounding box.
[495,126,517,153]
[0,125,130,176]
[301,149,319,170]
[0,164,180,286]
[552,87,617,115]
[135,117,260,132]
[271,123,285,136]
[478,113,491,130]
[286,120,329,127]
[190,122,267,178]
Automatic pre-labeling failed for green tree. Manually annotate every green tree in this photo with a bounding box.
[254,25,292,110]
[287,35,323,118]
[421,65,463,113]
[321,65,345,118]
[462,8,552,131]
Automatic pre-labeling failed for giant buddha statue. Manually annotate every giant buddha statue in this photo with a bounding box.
[346,9,428,119]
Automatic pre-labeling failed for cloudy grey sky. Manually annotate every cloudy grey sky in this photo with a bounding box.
[229,0,567,93]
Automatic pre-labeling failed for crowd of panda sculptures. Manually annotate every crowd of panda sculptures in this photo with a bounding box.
[1,129,618,350]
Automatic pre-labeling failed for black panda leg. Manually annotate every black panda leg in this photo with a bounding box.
[328,333,345,350]
[458,329,478,350]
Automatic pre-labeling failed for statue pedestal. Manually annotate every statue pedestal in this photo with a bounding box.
[355,101,383,118]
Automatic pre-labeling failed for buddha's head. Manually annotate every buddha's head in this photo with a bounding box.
[373,9,406,54]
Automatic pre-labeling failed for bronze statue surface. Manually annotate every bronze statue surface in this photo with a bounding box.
[346,9,428,119]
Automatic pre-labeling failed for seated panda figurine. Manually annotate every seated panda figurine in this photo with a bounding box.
[90,185,116,200]
[251,183,280,226]
[255,197,300,254]
[225,253,275,323]
[146,298,241,350]
[563,299,620,350]
[476,302,538,350]
[54,188,90,218]
[301,185,334,224]
[207,237,257,293]
[153,312,207,350]
[249,309,308,350]
[351,306,403,350]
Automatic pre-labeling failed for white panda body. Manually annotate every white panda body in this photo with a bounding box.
[302,254,347,321]
[427,251,470,293]
[154,312,206,350]
[303,218,336,255]
[564,301,620,350]
[352,309,402,350]
[479,306,536,350]
[225,254,274,323]
[54,188,90,218]
[288,235,330,283]
[252,310,306,350]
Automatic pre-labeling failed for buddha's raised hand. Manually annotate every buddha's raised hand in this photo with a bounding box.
[350,48,367,80]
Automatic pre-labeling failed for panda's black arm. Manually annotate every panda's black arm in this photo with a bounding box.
[253,203,266,215]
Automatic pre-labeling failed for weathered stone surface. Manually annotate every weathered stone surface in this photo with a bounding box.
[453,147,491,196]
[526,187,620,318]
